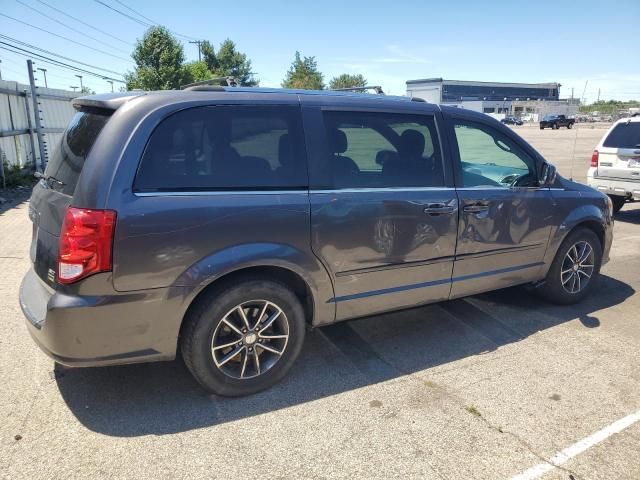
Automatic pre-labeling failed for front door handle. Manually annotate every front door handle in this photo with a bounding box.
[424,203,456,215]
[463,204,489,213]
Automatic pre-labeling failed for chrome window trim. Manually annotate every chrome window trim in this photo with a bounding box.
[133,190,309,197]
[312,187,456,194]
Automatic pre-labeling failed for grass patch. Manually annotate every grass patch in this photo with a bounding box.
[1,162,35,188]
[465,405,482,417]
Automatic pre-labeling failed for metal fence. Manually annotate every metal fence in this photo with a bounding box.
[0,76,77,172]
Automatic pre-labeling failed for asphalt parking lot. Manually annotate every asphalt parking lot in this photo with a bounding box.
[2,124,639,479]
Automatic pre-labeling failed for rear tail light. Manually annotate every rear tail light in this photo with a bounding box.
[57,207,117,284]
[591,150,599,167]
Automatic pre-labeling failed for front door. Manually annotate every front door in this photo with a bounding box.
[447,115,555,298]
[308,107,458,320]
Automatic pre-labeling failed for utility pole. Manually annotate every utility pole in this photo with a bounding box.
[106,79,114,92]
[37,68,47,88]
[75,74,83,92]
[570,87,574,104]
[189,40,203,62]
[597,88,601,103]
[27,59,47,172]
[0,59,2,80]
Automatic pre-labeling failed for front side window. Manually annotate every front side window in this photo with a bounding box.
[322,111,443,189]
[134,106,307,192]
[453,120,537,188]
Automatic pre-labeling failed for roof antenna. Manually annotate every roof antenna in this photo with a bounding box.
[569,80,589,181]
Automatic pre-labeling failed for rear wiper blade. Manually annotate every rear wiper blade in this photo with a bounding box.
[34,171,65,187]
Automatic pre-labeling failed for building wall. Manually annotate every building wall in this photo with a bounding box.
[406,84,442,103]
[0,79,76,168]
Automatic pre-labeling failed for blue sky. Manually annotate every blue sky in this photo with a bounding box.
[1,0,639,102]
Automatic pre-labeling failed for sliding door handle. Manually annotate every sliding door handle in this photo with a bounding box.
[424,204,456,215]
[463,205,489,213]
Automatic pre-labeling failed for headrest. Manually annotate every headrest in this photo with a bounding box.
[329,129,348,154]
[278,134,294,166]
[399,129,425,159]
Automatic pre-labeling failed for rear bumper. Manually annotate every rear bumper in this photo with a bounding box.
[587,170,640,199]
[19,269,184,367]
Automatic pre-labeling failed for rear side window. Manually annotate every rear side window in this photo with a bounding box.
[322,111,443,189]
[134,106,307,192]
[45,110,111,195]
[603,122,640,149]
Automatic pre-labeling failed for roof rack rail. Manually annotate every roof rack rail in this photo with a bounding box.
[181,76,238,90]
[410,96,426,102]
[330,85,385,95]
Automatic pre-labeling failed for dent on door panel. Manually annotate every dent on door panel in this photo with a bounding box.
[450,188,554,298]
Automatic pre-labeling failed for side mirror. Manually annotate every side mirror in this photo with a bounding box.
[540,162,557,186]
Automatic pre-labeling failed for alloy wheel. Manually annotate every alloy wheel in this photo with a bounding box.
[560,241,595,294]
[211,300,289,379]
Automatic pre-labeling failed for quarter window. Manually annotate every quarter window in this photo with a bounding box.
[322,111,443,188]
[453,120,537,188]
[134,106,307,192]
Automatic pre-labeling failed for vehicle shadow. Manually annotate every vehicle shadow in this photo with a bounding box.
[56,274,633,437]
[614,205,640,225]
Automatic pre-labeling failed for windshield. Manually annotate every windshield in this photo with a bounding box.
[44,110,111,196]
[603,122,640,149]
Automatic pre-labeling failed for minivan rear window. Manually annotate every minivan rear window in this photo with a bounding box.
[44,110,111,196]
[603,122,640,149]
[134,105,307,192]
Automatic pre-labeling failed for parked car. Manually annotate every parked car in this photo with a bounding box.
[540,114,575,130]
[501,116,523,126]
[587,116,640,213]
[20,88,614,396]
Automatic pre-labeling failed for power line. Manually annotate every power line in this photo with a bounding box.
[94,0,200,42]
[0,34,125,76]
[112,0,200,41]
[93,0,153,27]
[15,0,131,55]
[0,43,125,83]
[34,0,134,47]
[0,13,133,63]
[112,0,161,28]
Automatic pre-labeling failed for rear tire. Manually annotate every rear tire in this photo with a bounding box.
[609,194,626,213]
[181,278,306,396]
[537,227,602,305]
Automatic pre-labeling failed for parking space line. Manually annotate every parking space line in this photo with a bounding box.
[510,409,640,480]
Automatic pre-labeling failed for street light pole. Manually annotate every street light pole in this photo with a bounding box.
[37,68,47,88]
[106,80,114,92]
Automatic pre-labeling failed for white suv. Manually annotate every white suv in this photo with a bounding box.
[587,116,640,213]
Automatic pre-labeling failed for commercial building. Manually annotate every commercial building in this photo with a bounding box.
[405,78,579,121]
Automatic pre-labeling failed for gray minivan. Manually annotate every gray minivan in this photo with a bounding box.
[20,87,614,396]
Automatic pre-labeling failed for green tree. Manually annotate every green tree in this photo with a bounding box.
[329,73,367,90]
[200,40,217,71]
[282,52,324,90]
[125,26,190,90]
[211,39,257,86]
[185,61,213,83]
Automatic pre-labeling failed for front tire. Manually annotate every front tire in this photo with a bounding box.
[181,278,306,396]
[567,123,573,129]
[609,194,625,213]
[537,228,602,304]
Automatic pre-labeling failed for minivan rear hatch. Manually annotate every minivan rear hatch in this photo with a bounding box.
[596,120,640,181]
[29,108,112,287]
